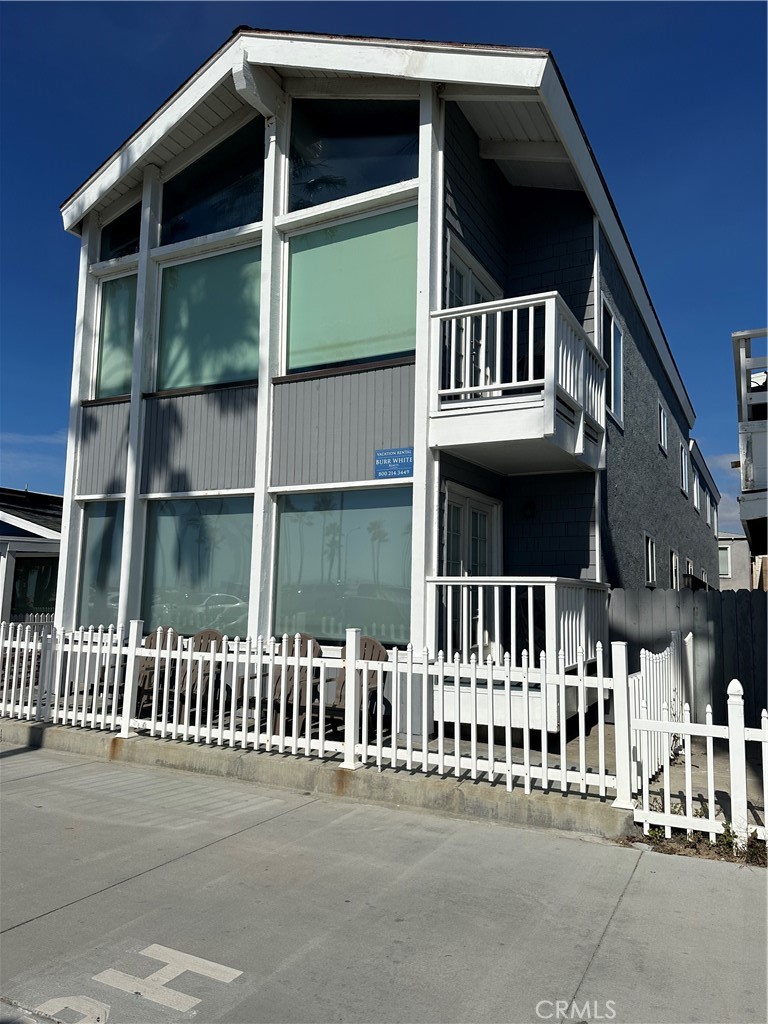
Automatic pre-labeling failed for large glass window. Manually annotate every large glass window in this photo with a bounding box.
[289,100,418,212]
[10,557,58,619]
[274,488,412,643]
[287,207,417,372]
[161,118,265,245]
[156,246,261,391]
[141,497,253,636]
[100,203,141,261]
[95,275,137,398]
[77,502,124,628]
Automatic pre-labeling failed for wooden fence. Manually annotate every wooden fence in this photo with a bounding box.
[608,588,766,727]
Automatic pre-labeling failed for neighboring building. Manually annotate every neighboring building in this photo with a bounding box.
[732,328,767,576]
[717,532,753,591]
[54,28,720,665]
[0,488,62,622]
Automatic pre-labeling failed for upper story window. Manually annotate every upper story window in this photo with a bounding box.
[161,118,265,246]
[286,206,417,373]
[156,245,260,391]
[669,549,680,590]
[712,506,718,534]
[706,491,712,526]
[100,203,141,261]
[95,274,137,398]
[644,533,656,586]
[601,301,623,422]
[658,402,668,452]
[679,443,689,494]
[693,472,701,511]
[289,100,419,212]
[719,545,731,578]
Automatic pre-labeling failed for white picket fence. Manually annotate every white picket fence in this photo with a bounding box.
[2,619,765,846]
[628,631,689,793]
[633,683,768,847]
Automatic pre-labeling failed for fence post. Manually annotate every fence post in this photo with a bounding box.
[683,631,695,720]
[119,620,143,738]
[726,679,749,848]
[341,628,361,770]
[36,627,55,722]
[611,641,634,809]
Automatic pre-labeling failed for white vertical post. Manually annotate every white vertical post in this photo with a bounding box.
[683,631,695,719]
[726,679,749,848]
[409,82,441,653]
[611,641,633,809]
[341,628,361,770]
[118,166,161,628]
[119,619,143,738]
[56,212,100,630]
[542,296,556,436]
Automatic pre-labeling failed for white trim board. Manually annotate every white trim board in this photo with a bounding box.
[0,510,61,541]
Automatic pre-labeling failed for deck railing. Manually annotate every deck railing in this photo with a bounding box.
[426,576,609,670]
[432,290,606,440]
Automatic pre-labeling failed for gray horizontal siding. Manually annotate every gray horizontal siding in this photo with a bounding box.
[77,401,129,495]
[272,364,415,486]
[141,385,257,493]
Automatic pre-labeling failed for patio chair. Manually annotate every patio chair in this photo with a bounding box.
[134,626,177,719]
[175,628,225,725]
[247,633,322,736]
[325,636,390,736]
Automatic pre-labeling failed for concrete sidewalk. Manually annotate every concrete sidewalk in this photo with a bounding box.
[1,742,765,1024]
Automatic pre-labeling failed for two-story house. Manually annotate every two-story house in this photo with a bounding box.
[54,28,719,672]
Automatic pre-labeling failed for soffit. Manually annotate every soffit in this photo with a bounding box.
[459,99,582,191]
[92,78,248,220]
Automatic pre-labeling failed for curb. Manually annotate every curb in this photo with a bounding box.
[0,719,635,840]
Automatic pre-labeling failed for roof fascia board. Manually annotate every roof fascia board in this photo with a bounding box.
[62,37,250,232]
[538,61,696,428]
[243,38,547,89]
[0,510,61,540]
[284,76,420,99]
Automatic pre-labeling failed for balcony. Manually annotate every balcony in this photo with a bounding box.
[426,575,609,728]
[430,292,606,473]
[733,328,767,554]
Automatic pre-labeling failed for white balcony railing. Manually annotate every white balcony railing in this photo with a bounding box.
[426,576,609,671]
[431,291,606,460]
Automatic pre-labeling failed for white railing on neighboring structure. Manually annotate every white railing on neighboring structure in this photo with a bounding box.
[432,291,606,448]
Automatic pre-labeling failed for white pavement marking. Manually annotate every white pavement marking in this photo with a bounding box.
[36,995,110,1022]
[92,943,242,1011]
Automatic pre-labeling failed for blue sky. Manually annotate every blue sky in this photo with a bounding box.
[0,1,765,531]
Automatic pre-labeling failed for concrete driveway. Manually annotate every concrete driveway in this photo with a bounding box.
[1,742,765,1024]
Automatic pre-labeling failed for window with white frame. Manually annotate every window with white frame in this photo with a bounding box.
[141,496,253,636]
[76,501,124,628]
[156,245,261,391]
[161,118,265,245]
[669,549,680,590]
[712,505,718,534]
[94,274,137,398]
[100,203,141,262]
[274,487,412,643]
[286,206,417,372]
[288,99,418,212]
[658,402,668,452]
[601,300,624,421]
[644,533,656,586]
[719,545,731,578]
[702,569,708,586]
[680,443,689,494]
[693,471,700,511]
[705,490,711,526]
[685,557,694,578]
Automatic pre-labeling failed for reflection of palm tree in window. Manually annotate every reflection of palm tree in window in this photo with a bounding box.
[367,520,388,586]
[313,494,336,584]
[324,521,341,582]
